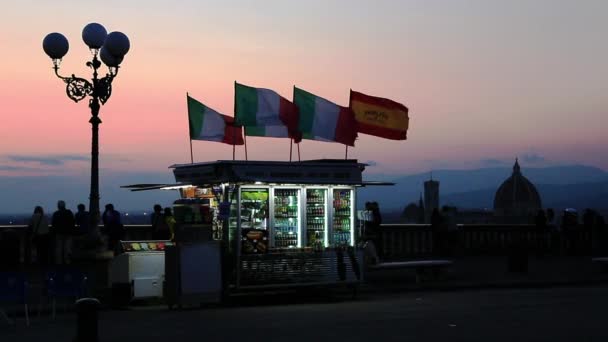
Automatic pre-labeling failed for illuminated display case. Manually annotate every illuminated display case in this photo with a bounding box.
[273,188,300,248]
[306,189,327,248]
[332,188,353,246]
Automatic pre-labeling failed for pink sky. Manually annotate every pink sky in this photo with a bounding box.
[1,0,608,179]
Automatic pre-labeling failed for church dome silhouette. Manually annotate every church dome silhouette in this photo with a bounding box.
[493,159,542,222]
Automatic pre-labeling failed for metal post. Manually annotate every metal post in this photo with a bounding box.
[74,298,100,342]
[289,139,293,162]
[89,63,101,232]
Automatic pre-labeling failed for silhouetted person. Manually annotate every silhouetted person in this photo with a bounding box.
[29,206,51,266]
[369,202,383,258]
[546,208,556,227]
[151,204,170,240]
[75,203,90,236]
[102,203,124,253]
[561,209,579,255]
[596,215,608,255]
[52,200,76,264]
[164,207,176,241]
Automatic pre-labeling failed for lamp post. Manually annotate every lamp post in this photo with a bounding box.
[43,23,130,239]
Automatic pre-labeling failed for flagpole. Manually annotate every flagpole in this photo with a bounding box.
[190,140,194,164]
[244,133,248,161]
[297,142,301,161]
[186,92,194,164]
[232,122,236,161]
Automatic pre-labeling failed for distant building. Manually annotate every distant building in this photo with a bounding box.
[424,177,439,223]
[402,194,425,223]
[493,159,542,223]
[402,203,421,223]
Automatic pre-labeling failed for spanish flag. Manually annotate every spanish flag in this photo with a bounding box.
[349,90,409,140]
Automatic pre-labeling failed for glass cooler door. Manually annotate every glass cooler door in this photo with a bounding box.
[273,188,300,248]
[240,188,269,230]
[306,189,327,248]
[332,188,353,246]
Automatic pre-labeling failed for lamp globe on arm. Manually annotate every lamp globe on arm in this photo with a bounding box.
[104,31,130,58]
[43,32,69,60]
[100,46,123,67]
[82,23,108,49]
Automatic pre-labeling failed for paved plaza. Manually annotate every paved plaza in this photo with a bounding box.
[2,285,608,341]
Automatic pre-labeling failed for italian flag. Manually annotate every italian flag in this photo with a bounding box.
[245,125,290,138]
[188,95,244,145]
[234,82,301,141]
[294,87,358,146]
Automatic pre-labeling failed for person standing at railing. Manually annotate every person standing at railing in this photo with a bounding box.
[29,206,50,266]
[75,204,90,236]
[164,207,177,242]
[370,202,383,258]
[151,204,170,240]
[52,200,76,264]
[102,203,124,254]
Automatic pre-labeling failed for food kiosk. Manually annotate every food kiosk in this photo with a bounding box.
[124,159,368,297]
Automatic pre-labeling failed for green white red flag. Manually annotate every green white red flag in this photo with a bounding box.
[294,87,357,146]
[234,82,301,142]
[187,95,244,145]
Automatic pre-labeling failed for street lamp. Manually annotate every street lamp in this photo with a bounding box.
[43,23,130,237]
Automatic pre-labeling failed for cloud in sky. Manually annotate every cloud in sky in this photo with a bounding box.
[7,154,89,166]
[478,158,508,167]
[521,153,545,164]
[0,165,41,171]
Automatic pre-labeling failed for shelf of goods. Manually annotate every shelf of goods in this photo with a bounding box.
[274,189,300,248]
[332,189,352,246]
[306,189,326,247]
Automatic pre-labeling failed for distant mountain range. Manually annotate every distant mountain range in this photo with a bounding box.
[358,164,608,211]
[1,164,607,215]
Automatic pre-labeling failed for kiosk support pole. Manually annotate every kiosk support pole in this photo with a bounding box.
[289,139,293,162]
[345,145,348,159]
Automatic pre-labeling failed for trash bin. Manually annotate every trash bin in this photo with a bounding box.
[74,297,101,342]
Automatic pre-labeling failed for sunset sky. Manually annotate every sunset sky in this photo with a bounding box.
[1,0,607,212]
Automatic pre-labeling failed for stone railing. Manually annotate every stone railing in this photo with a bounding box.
[379,224,434,257]
[1,223,603,264]
[378,224,599,258]
[0,224,154,264]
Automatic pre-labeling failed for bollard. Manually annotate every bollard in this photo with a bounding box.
[74,298,100,342]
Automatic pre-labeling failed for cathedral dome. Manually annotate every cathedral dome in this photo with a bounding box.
[493,159,542,222]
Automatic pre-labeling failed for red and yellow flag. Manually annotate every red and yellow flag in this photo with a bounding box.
[349,90,409,140]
